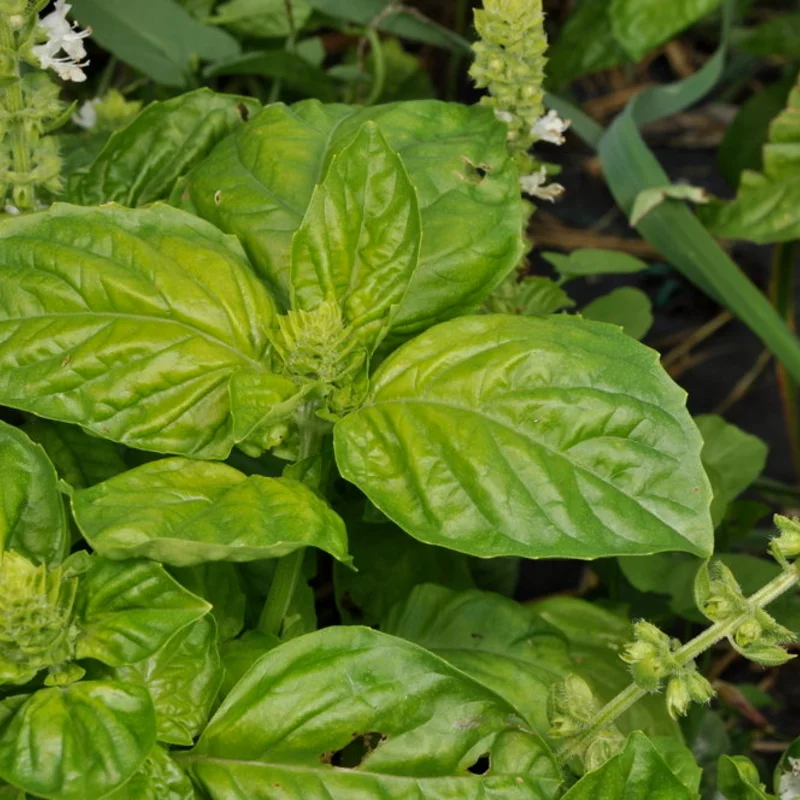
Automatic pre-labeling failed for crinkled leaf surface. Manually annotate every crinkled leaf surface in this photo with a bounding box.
[528,598,680,738]
[74,556,210,666]
[23,419,126,490]
[382,584,573,736]
[0,421,66,564]
[106,745,197,800]
[561,732,695,799]
[72,458,350,566]
[0,203,279,459]
[70,89,260,207]
[333,514,475,626]
[109,616,222,746]
[482,275,574,317]
[291,122,421,352]
[182,626,562,799]
[0,681,156,800]
[179,99,523,332]
[171,562,245,642]
[334,314,713,560]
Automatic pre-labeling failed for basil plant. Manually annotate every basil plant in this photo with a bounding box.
[0,0,745,784]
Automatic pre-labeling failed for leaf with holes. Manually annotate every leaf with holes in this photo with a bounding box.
[0,420,66,564]
[181,626,562,798]
[72,458,350,567]
[0,203,281,459]
[70,89,260,207]
[0,681,156,800]
[334,314,713,560]
[178,99,523,332]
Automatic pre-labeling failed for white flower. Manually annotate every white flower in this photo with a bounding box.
[494,109,514,124]
[519,167,565,202]
[32,0,91,83]
[3,205,21,216]
[532,109,571,146]
[72,99,99,130]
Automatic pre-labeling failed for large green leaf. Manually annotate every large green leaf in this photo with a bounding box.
[181,626,562,799]
[70,0,240,88]
[0,421,66,564]
[0,203,281,459]
[610,0,726,60]
[382,584,574,736]
[23,419,126,490]
[74,557,210,666]
[72,458,350,566]
[333,514,475,626]
[291,122,421,353]
[528,597,680,738]
[561,732,695,799]
[106,745,196,800]
[334,314,713,560]
[179,100,523,333]
[109,617,222,746]
[0,681,156,800]
[71,89,260,207]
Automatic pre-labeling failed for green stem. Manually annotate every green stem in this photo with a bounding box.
[364,27,385,106]
[556,564,800,765]
[257,402,322,637]
[770,241,800,484]
[0,17,33,210]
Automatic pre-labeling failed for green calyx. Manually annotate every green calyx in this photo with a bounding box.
[0,551,81,685]
[469,0,548,171]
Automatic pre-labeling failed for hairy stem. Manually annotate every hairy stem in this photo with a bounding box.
[258,402,322,637]
[556,564,800,765]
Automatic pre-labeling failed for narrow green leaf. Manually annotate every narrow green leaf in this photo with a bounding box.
[0,421,66,564]
[74,557,210,666]
[179,100,523,333]
[0,204,280,459]
[72,458,350,566]
[291,121,421,353]
[184,627,562,799]
[0,681,156,800]
[561,732,694,799]
[109,617,222,746]
[205,51,337,102]
[23,419,126,489]
[71,89,260,207]
[305,0,471,53]
[335,314,713,560]
[582,287,654,340]
[70,0,240,87]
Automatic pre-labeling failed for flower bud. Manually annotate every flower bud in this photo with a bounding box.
[734,617,763,648]
[772,515,800,560]
[666,676,692,719]
[686,671,715,705]
[547,674,597,739]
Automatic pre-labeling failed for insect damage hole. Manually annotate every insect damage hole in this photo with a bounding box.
[467,753,491,775]
[458,156,493,184]
[321,731,387,768]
